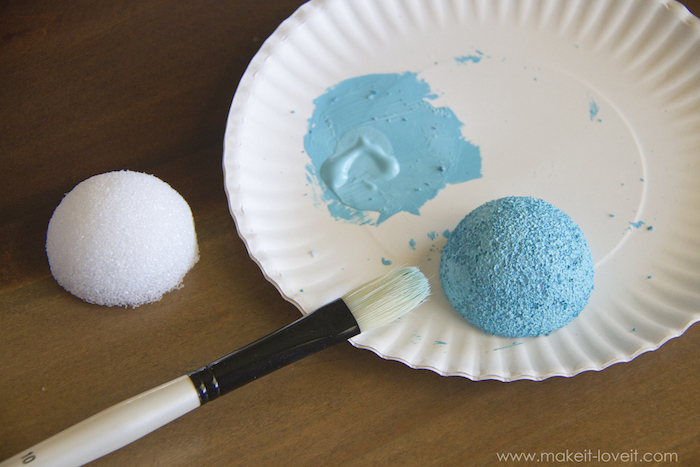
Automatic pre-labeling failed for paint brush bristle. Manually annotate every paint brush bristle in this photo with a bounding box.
[343,267,430,332]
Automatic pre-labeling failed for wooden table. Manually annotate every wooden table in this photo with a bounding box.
[2,1,698,465]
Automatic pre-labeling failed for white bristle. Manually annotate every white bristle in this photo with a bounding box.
[342,267,430,332]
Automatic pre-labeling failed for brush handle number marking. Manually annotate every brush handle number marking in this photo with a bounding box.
[20,453,34,464]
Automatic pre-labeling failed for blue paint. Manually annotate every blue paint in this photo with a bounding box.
[305,166,315,185]
[493,342,524,351]
[589,99,600,121]
[455,52,484,64]
[629,221,645,228]
[305,72,481,224]
[434,341,447,346]
[427,231,437,240]
[442,229,451,239]
[381,257,393,265]
[409,238,416,250]
[647,226,654,231]
[320,127,399,203]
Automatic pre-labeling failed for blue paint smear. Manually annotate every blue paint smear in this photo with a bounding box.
[428,231,437,240]
[409,238,416,250]
[381,257,393,265]
[629,221,645,228]
[305,72,481,225]
[493,341,524,351]
[589,99,600,121]
[455,52,483,64]
[442,229,451,239]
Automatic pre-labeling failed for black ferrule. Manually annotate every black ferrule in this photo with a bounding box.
[187,299,359,405]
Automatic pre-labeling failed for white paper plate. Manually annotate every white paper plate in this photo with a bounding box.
[223,0,700,381]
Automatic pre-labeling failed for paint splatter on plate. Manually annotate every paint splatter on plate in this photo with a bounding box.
[223,0,700,380]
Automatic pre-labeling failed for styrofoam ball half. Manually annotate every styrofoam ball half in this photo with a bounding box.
[46,170,199,307]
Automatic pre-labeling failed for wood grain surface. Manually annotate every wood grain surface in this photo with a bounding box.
[1,1,698,465]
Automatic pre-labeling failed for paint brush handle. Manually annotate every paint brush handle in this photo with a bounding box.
[1,300,359,467]
[0,376,201,467]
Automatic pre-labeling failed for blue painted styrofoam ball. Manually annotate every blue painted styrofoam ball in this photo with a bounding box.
[439,197,594,337]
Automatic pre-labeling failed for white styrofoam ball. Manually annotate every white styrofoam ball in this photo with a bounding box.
[46,170,199,307]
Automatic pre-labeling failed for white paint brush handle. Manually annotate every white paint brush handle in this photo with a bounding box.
[0,302,358,467]
[1,302,359,467]
[0,376,200,467]
[1,268,429,466]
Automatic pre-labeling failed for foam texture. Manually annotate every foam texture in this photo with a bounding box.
[439,196,594,337]
[46,170,199,307]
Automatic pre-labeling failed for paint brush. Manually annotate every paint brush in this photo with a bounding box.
[1,267,429,467]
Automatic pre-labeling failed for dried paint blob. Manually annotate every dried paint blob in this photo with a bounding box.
[46,170,199,307]
[440,197,594,337]
[305,72,481,225]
